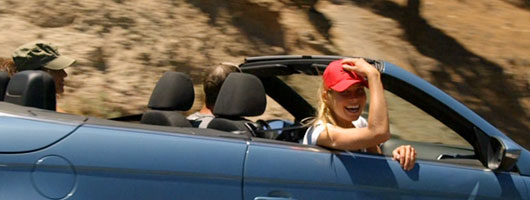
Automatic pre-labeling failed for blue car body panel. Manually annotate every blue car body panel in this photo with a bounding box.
[518,176,529,199]
[244,142,340,200]
[0,116,80,153]
[61,125,246,199]
[0,117,247,199]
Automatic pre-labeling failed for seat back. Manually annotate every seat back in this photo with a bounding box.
[4,70,56,110]
[140,72,194,127]
[0,72,9,101]
[207,73,266,135]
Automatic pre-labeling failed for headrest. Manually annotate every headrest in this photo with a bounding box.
[213,73,266,117]
[141,110,192,127]
[4,70,56,110]
[0,72,9,101]
[147,71,194,111]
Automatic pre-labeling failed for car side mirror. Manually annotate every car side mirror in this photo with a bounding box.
[474,127,521,171]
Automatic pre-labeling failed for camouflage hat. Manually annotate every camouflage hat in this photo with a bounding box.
[12,41,75,71]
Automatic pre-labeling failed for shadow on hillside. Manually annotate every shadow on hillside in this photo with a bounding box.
[291,0,334,42]
[348,0,529,149]
[502,0,530,10]
[185,0,286,50]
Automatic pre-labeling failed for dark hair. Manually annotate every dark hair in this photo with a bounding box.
[0,57,17,76]
[203,63,240,109]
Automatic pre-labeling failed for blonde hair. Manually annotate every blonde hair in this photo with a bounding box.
[315,86,336,126]
[0,57,17,76]
[310,84,340,142]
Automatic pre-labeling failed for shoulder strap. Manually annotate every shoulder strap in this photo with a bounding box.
[198,117,214,128]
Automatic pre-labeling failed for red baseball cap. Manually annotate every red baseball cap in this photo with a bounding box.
[323,59,367,92]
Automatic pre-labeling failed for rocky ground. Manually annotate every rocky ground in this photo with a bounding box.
[0,0,528,149]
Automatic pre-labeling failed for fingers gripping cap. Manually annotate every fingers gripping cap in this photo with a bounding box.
[323,59,367,92]
[12,41,75,71]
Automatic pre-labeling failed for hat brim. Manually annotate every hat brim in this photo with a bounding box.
[44,56,75,70]
[330,79,364,92]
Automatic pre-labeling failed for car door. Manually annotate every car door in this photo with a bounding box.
[244,139,351,200]
[333,151,528,199]
[0,116,248,199]
[244,139,528,200]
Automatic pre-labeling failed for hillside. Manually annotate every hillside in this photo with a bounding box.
[0,0,529,148]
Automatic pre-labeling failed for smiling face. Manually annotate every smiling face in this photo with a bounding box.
[324,83,367,127]
[45,69,67,94]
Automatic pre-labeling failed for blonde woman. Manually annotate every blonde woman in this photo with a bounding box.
[303,58,416,171]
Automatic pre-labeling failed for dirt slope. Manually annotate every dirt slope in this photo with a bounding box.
[0,0,528,148]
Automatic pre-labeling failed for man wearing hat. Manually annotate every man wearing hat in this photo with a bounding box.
[12,41,76,94]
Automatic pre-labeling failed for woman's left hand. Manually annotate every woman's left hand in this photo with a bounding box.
[392,145,416,171]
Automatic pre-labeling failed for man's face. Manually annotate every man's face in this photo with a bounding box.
[46,69,67,94]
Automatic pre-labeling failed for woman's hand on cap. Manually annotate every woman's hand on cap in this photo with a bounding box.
[341,58,378,77]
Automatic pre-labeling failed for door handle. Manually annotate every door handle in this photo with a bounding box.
[254,197,296,200]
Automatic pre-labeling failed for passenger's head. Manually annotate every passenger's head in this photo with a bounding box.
[316,59,367,126]
[203,63,240,110]
[12,41,75,94]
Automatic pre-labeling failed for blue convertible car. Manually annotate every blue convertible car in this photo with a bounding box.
[0,55,528,199]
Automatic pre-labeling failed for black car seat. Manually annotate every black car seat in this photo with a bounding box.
[4,70,56,110]
[140,71,194,127]
[207,73,267,136]
[0,72,9,101]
